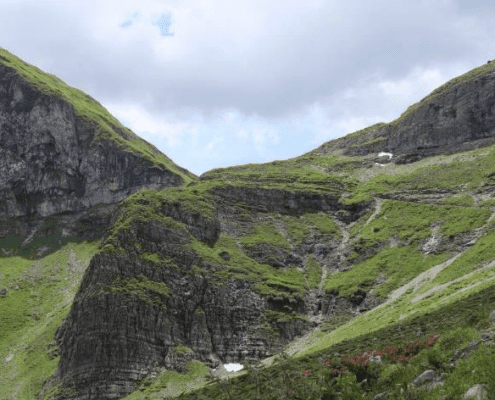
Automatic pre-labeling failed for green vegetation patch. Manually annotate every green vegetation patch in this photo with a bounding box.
[302,212,342,238]
[160,185,217,218]
[309,269,495,359]
[172,344,192,354]
[264,310,309,323]
[442,342,495,398]
[109,274,170,305]
[122,361,210,400]
[325,246,448,299]
[281,213,341,246]
[104,189,190,246]
[305,255,322,288]
[442,194,475,207]
[433,228,495,286]
[139,252,177,269]
[385,148,495,193]
[240,222,291,250]
[340,147,495,204]
[351,200,490,252]
[190,234,307,298]
[104,184,221,249]
[201,155,354,194]
[0,241,99,400]
[259,267,307,297]
[0,46,193,183]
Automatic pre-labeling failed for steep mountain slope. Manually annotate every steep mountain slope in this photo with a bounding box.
[51,61,495,399]
[2,49,495,400]
[0,46,194,399]
[0,46,194,256]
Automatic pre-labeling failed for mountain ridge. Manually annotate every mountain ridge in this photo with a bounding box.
[1,49,495,400]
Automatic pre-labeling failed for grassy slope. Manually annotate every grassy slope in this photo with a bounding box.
[0,241,100,400]
[0,46,195,184]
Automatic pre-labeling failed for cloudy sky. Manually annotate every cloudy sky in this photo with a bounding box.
[1,0,494,175]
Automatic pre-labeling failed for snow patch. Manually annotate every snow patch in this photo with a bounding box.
[378,152,393,158]
[224,363,244,372]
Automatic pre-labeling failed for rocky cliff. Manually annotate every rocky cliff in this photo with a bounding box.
[0,47,193,256]
[318,61,495,163]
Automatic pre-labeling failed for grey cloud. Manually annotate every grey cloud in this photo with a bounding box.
[1,0,495,121]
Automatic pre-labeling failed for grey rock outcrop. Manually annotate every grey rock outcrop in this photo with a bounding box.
[0,57,192,253]
[462,384,490,400]
[0,62,184,219]
[318,66,495,163]
[55,212,311,399]
[413,369,437,386]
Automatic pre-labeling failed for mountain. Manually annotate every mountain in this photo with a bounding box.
[0,46,194,256]
[1,48,495,400]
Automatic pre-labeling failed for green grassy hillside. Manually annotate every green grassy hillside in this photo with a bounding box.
[0,241,99,400]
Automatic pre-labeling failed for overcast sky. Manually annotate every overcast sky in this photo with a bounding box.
[1,0,495,175]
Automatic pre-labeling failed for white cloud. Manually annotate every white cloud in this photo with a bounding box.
[105,102,200,148]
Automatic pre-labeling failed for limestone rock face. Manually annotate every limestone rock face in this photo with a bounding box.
[0,62,183,220]
[55,190,333,399]
[319,67,495,162]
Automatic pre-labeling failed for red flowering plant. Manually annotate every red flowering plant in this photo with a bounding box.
[367,334,440,365]
[338,351,381,385]
[324,358,346,379]
[321,333,441,390]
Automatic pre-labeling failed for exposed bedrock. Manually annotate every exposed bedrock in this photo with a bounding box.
[0,63,183,220]
[320,69,495,162]
[0,62,189,257]
[55,189,333,399]
[56,250,309,399]
[212,186,369,223]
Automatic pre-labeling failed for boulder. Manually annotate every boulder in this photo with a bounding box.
[462,384,490,400]
[413,369,436,386]
[368,355,382,364]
